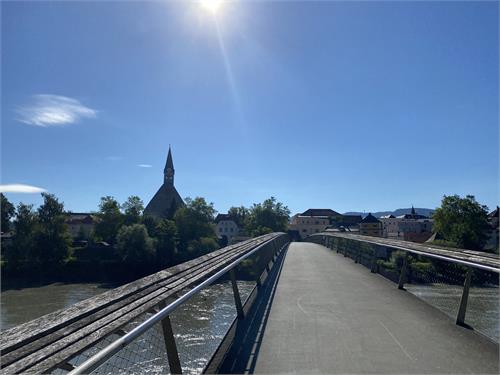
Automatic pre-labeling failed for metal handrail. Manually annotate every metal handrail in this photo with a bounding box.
[310,233,499,273]
[69,233,288,375]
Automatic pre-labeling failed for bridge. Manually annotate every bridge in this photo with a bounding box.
[1,232,498,374]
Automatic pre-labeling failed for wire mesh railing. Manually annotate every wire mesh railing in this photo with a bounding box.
[309,233,499,343]
[63,233,289,375]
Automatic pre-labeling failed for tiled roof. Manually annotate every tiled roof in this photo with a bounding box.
[360,213,380,224]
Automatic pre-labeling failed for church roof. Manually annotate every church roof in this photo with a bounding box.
[144,184,184,218]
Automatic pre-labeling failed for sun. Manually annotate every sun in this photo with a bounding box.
[200,0,224,14]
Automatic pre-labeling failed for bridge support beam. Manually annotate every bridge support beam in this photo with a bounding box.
[230,269,245,319]
[158,301,182,375]
[456,268,472,326]
[398,252,409,290]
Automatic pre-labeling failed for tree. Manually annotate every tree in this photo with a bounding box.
[1,193,15,233]
[433,195,490,250]
[174,197,218,259]
[94,196,123,244]
[245,197,290,236]
[122,195,144,225]
[228,206,249,228]
[34,193,72,267]
[116,224,156,263]
[5,203,38,269]
[155,219,178,267]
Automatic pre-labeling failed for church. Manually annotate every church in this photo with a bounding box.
[144,147,185,218]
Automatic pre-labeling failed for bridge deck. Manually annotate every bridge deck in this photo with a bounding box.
[248,242,498,374]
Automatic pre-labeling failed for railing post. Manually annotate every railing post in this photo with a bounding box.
[229,269,245,319]
[158,301,182,374]
[456,268,473,326]
[398,252,408,290]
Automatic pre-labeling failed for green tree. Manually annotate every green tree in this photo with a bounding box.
[116,224,156,263]
[228,206,249,228]
[433,195,490,250]
[34,193,72,267]
[155,219,178,266]
[245,197,290,236]
[5,203,38,269]
[174,197,218,259]
[94,196,123,244]
[122,195,144,225]
[1,193,15,233]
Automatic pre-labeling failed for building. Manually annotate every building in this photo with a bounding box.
[379,207,433,243]
[359,213,383,237]
[66,213,98,239]
[214,213,241,244]
[144,147,185,219]
[289,208,342,239]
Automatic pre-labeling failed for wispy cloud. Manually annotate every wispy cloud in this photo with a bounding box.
[16,94,97,127]
[0,184,47,194]
[105,156,122,161]
[137,164,152,168]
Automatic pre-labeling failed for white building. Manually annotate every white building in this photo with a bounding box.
[215,214,240,243]
[379,207,433,243]
[289,209,341,240]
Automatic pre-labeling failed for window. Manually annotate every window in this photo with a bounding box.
[230,228,233,232]
[219,228,223,232]
[302,229,307,232]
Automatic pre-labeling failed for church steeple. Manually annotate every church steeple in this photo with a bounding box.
[164,146,175,186]
[411,205,416,215]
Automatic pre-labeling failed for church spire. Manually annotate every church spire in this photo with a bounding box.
[411,205,416,215]
[164,146,175,186]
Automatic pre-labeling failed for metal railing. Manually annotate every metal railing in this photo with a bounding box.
[69,233,289,374]
[307,233,499,339]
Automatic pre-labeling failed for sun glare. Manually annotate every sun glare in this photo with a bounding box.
[200,0,223,14]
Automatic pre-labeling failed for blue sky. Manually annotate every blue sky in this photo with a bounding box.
[1,1,498,215]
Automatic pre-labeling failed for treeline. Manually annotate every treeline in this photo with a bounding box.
[1,193,290,282]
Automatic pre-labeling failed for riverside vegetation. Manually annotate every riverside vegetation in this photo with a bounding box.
[1,193,290,284]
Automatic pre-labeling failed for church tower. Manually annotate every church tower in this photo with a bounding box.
[164,146,175,186]
[144,146,185,219]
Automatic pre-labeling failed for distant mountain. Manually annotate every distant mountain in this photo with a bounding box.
[343,208,435,218]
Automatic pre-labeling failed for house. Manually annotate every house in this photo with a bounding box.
[215,213,241,244]
[289,208,342,239]
[484,206,499,253]
[66,213,98,239]
[379,207,433,243]
[359,213,383,237]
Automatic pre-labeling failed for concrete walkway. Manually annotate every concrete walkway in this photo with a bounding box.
[249,242,498,374]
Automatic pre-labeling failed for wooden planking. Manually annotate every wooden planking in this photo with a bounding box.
[1,234,281,374]
[22,237,278,374]
[319,232,500,270]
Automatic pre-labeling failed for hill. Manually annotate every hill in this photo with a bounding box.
[343,207,434,218]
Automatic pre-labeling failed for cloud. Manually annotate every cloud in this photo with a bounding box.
[138,164,152,168]
[16,94,97,127]
[0,184,47,194]
[105,156,122,161]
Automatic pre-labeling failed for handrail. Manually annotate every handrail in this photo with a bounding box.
[70,233,288,375]
[310,232,500,274]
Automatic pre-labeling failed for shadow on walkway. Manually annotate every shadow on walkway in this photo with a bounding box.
[218,244,289,374]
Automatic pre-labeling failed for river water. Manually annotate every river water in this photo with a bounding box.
[1,281,255,374]
[1,281,498,373]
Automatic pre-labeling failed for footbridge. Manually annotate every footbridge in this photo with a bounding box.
[1,232,498,374]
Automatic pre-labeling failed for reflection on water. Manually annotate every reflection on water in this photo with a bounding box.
[406,284,499,343]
